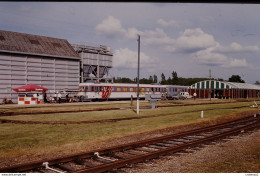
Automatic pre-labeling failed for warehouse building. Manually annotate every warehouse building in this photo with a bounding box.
[189,80,260,99]
[0,30,80,102]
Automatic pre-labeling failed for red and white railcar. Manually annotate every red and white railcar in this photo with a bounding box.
[78,82,167,100]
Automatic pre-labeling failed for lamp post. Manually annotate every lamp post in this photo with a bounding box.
[137,34,140,114]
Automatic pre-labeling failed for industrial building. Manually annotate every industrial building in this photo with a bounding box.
[189,80,260,99]
[72,44,113,83]
[0,30,113,103]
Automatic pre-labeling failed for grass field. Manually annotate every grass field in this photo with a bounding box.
[0,98,260,169]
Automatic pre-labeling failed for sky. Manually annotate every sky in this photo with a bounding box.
[0,2,260,84]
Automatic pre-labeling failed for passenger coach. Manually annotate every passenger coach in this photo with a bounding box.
[78,82,190,101]
[78,82,167,100]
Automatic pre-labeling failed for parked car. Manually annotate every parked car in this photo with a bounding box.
[180,92,193,99]
[172,94,186,100]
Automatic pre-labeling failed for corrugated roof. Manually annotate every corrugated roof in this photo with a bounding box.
[0,30,80,59]
[190,80,260,90]
[225,82,260,90]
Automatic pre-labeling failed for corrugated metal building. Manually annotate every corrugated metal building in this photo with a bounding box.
[189,80,260,99]
[0,30,80,102]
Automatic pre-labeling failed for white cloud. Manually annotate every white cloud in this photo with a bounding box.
[113,48,153,69]
[174,28,218,53]
[96,16,257,70]
[96,16,175,46]
[195,47,249,68]
[225,58,249,68]
[125,28,142,39]
[215,42,259,53]
[95,16,126,38]
[157,18,179,27]
[195,47,227,66]
[142,28,175,46]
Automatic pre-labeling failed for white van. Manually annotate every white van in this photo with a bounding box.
[180,92,193,99]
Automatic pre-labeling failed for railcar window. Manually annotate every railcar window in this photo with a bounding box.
[117,87,121,92]
[113,87,117,92]
[121,87,124,92]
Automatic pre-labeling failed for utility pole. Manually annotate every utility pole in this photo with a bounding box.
[209,69,211,101]
[137,34,140,114]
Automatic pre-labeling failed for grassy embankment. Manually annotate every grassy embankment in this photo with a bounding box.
[0,99,259,162]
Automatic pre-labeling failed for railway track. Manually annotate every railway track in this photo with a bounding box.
[1,114,259,173]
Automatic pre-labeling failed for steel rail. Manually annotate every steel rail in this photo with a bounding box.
[0,115,259,173]
[75,119,260,173]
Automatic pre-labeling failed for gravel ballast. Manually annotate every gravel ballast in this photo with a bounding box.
[121,129,260,173]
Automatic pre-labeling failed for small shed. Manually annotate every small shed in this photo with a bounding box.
[13,84,48,104]
[189,80,260,99]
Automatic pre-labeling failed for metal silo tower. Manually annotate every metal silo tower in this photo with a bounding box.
[72,44,113,83]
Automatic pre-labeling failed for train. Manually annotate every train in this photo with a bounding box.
[77,82,190,101]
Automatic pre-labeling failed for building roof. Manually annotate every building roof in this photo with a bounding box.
[190,80,260,90]
[72,44,113,56]
[0,30,80,59]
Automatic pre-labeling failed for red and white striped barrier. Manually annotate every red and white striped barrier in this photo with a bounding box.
[18,97,41,105]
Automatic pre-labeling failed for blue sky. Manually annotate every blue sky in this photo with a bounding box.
[1,2,260,83]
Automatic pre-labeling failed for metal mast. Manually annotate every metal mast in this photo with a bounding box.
[137,34,140,114]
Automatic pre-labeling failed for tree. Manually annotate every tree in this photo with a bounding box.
[166,77,172,85]
[228,75,245,83]
[172,70,178,85]
[114,77,134,83]
[149,76,153,83]
[255,81,260,85]
[153,75,158,83]
[160,73,166,84]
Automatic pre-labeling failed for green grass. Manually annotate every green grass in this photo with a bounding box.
[0,99,259,159]
[0,101,257,122]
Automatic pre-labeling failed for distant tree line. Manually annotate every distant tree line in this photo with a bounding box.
[113,71,255,86]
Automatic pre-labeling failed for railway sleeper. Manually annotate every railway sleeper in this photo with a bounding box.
[156,142,174,147]
[182,136,199,140]
[55,163,76,172]
[134,147,157,152]
[171,139,189,143]
[74,159,94,167]
[162,140,181,145]
[38,168,57,173]
[93,152,117,163]
[107,153,130,159]
[122,150,142,155]
[148,144,167,149]
[93,157,113,164]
